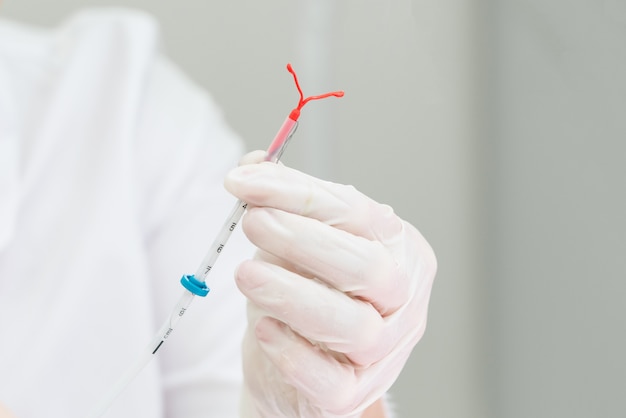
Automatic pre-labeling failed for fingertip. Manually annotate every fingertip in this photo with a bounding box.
[224,162,284,203]
[225,150,269,195]
[235,259,285,298]
[255,316,289,344]
[238,150,267,166]
[224,164,257,196]
[233,259,254,287]
[370,203,404,243]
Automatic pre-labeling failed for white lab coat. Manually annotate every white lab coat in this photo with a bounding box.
[0,9,252,418]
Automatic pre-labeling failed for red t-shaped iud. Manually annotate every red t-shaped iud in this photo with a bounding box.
[265,63,344,162]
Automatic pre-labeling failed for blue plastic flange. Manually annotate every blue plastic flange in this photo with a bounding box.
[180,274,210,297]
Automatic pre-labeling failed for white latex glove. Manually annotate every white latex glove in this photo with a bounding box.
[224,151,437,418]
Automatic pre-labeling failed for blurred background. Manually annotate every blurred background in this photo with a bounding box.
[2,0,625,416]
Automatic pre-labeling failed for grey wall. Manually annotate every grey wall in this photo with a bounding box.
[485,1,626,417]
[11,1,625,417]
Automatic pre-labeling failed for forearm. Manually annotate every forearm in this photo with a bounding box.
[362,399,389,418]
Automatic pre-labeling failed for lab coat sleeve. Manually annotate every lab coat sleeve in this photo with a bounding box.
[131,25,253,418]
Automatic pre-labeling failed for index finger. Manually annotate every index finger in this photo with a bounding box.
[224,159,403,244]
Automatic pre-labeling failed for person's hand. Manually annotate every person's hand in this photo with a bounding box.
[0,403,16,418]
[224,152,437,417]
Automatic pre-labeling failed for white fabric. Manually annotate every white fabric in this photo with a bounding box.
[0,9,253,418]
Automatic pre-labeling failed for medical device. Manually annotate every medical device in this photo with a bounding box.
[88,64,343,417]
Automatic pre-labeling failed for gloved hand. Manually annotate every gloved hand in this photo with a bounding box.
[224,151,437,418]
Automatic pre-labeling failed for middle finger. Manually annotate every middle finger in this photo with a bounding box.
[241,207,409,315]
[235,258,393,366]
